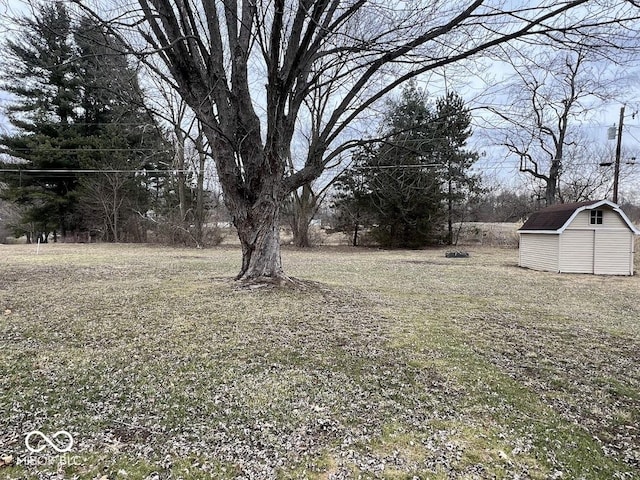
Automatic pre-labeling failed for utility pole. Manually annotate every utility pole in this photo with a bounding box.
[613,105,625,203]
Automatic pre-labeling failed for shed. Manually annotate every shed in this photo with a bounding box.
[518,200,639,275]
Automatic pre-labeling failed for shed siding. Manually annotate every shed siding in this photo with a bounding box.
[566,209,627,230]
[594,230,634,275]
[519,234,559,271]
[559,230,594,273]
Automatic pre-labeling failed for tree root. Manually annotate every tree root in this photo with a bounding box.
[233,275,328,292]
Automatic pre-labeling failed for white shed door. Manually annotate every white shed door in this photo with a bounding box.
[560,230,594,273]
[594,230,633,275]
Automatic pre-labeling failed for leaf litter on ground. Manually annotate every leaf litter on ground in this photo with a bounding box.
[0,243,638,479]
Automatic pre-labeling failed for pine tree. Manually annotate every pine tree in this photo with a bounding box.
[368,85,444,247]
[433,92,482,245]
[333,86,480,248]
[0,2,82,241]
[331,148,376,246]
[73,17,170,242]
[0,5,169,242]
[334,84,444,248]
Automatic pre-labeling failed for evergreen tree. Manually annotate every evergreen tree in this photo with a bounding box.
[368,85,444,247]
[333,85,480,248]
[0,2,82,241]
[331,148,376,246]
[432,92,482,245]
[73,17,170,242]
[0,5,169,242]
[334,85,444,248]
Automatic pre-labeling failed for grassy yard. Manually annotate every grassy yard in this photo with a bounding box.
[0,243,638,479]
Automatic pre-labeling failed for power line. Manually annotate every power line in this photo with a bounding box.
[0,168,189,174]
[4,148,168,153]
[354,163,442,169]
[1,162,635,178]
[0,122,165,127]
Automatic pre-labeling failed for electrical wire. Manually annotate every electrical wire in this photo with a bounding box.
[4,148,168,153]
[354,164,442,169]
[0,168,189,174]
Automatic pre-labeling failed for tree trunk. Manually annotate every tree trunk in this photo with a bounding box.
[447,175,453,245]
[290,184,317,248]
[194,133,206,248]
[292,216,311,248]
[112,191,119,242]
[546,158,561,206]
[174,126,187,222]
[195,146,206,247]
[235,197,286,282]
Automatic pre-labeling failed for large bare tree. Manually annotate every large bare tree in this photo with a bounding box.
[72,0,640,282]
[481,42,635,206]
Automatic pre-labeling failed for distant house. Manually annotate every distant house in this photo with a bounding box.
[518,200,639,275]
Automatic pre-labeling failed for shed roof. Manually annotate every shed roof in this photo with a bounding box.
[519,199,640,234]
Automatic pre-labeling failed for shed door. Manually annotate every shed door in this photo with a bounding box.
[560,230,594,273]
[594,230,633,275]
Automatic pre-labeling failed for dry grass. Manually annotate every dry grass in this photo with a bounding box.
[454,222,521,247]
[0,243,639,479]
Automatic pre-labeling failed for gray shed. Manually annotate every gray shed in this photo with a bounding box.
[518,200,639,275]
